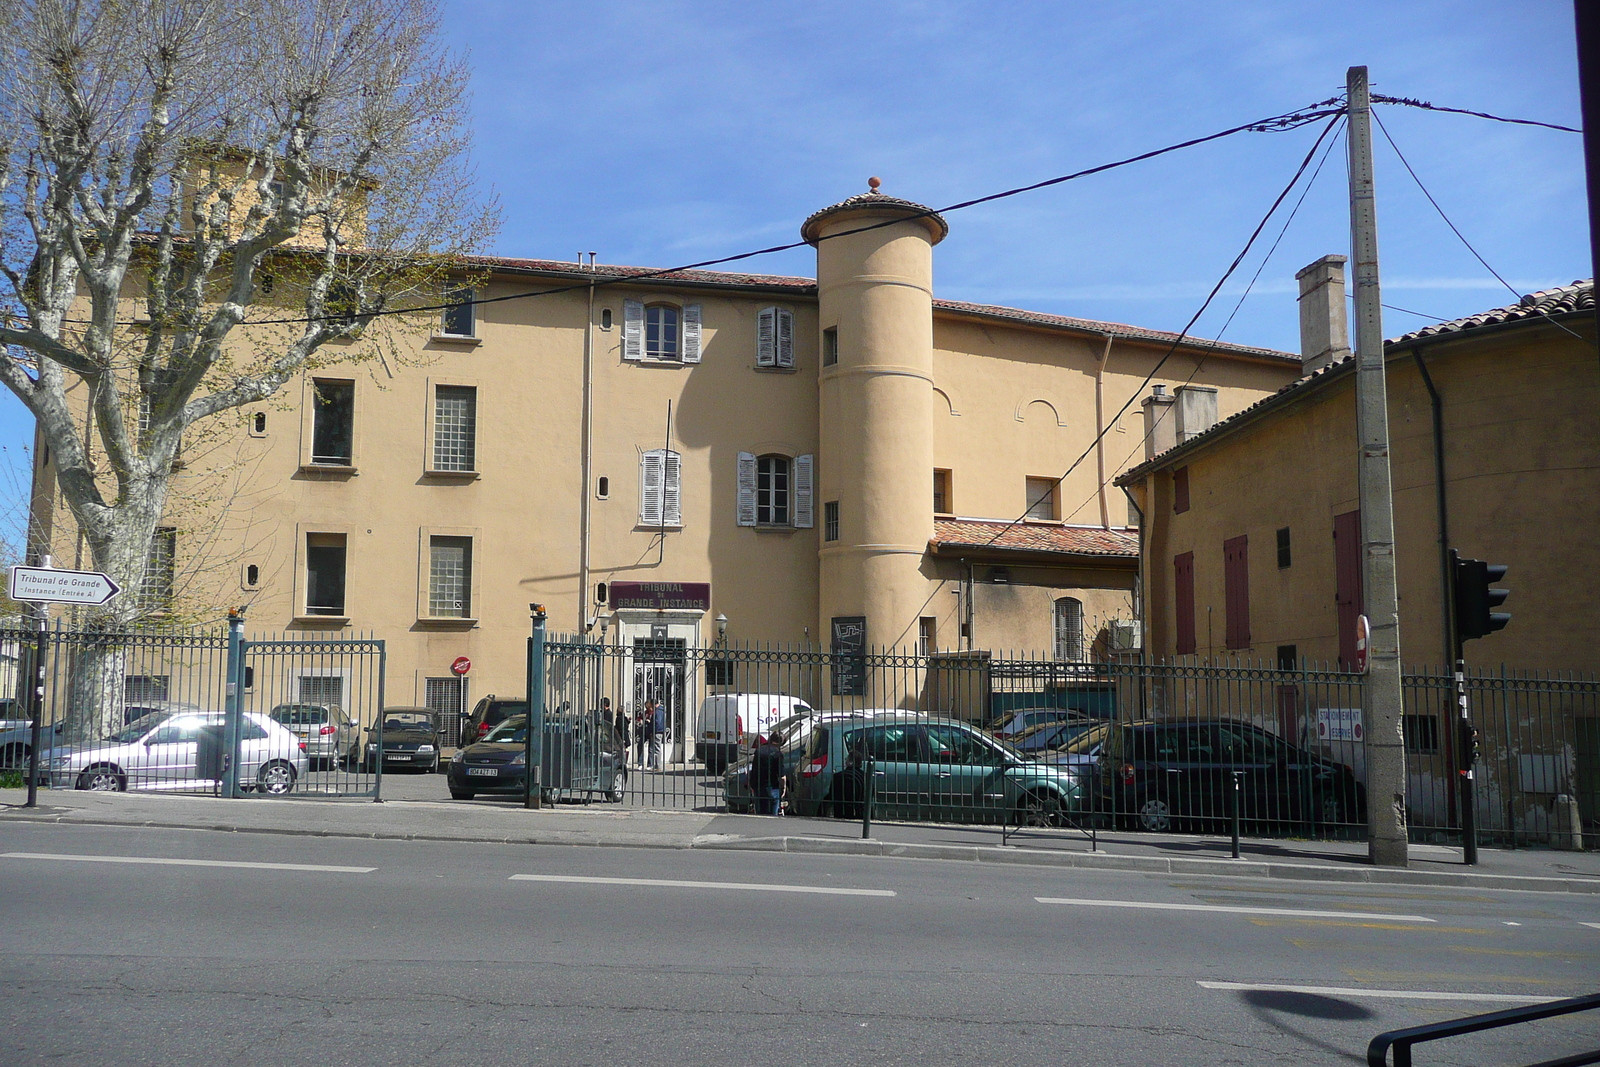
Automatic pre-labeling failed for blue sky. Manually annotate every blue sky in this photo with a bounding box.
[0,1,1585,530]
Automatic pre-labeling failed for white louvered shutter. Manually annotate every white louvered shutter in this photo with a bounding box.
[776,308,794,368]
[682,304,702,363]
[736,452,758,526]
[623,300,644,361]
[793,453,814,528]
[640,451,664,525]
[756,307,776,367]
[663,451,682,526]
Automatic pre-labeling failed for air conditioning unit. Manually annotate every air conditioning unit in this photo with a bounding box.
[1107,619,1142,651]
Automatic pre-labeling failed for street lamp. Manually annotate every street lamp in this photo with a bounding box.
[715,613,728,644]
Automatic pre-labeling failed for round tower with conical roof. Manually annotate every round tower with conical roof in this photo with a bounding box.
[802,181,949,666]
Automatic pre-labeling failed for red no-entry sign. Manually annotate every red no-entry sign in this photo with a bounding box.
[451,656,471,676]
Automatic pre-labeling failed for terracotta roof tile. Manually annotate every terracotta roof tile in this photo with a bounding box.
[1391,279,1594,343]
[461,254,816,291]
[930,518,1139,558]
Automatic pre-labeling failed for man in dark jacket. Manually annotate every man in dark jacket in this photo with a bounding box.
[749,729,787,815]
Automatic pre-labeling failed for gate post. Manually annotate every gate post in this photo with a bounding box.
[222,609,245,799]
[24,606,46,808]
[526,604,547,810]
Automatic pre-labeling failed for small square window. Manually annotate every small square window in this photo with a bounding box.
[824,501,839,542]
[1277,527,1292,569]
[1025,477,1058,521]
[441,287,475,338]
[1276,644,1297,671]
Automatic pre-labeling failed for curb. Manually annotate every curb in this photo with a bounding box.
[4,809,1597,894]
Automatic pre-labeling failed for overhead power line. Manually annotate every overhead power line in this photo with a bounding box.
[978,112,1345,549]
[1371,94,1582,134]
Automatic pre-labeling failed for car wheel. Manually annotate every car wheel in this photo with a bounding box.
[608,771,626,803]
[1,743,28,770]
[257,760,296,795]
[1318,792,1344,825]
[76,765,126,791]
[1137,797,1174,833]
[450,788,475,800]
[1016,792,1063,828]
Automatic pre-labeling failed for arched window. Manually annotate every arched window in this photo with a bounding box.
[1053,597,1084,662]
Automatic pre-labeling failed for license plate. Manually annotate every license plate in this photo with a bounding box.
[388,754,412,761]
[703,731,720,740]
[466,767,498,777]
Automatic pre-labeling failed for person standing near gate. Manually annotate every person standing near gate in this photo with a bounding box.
[638,699,655,769]
[610,699,629,763]
[649,698,666,769]
[750,728,786,815]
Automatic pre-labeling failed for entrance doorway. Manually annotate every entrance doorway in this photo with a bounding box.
[633,638,685,767]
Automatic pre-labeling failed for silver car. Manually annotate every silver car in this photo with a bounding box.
[46,711,307,794]
[267,703,357,769]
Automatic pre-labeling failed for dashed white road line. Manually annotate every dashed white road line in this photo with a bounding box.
[1581,922,1600,930]
[1037,896,1435,923]
[1198,981,1562,1005]
[1,851,375,873]
[510,874,894,897]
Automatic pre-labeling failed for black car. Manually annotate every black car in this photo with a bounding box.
[1084,718,1366,834]
[461,695,527,747]
[363,707,442,773]
[448,714,626,803]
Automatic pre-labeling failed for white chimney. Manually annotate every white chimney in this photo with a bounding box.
[1174,385,1218,443]
[1141,384,1176,460]
[1296,254,1352,374]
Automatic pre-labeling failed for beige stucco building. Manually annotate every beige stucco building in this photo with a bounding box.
[1117,262,1598,675]
[30,188,1303,721]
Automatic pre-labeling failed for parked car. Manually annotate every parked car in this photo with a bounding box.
[782,712,1082,826]
[694,693,816,774]
[987,708,1085,739]
[268,702,358,770]
[0,718,64,772]
[1083,718,1366,833]
[1008,717,1095,755]
[362,707,441,773]
[44,710,307,794]
[447,714,625,802]
[461,695,528,747]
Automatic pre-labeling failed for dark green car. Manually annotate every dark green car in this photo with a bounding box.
[786,712,1083,825]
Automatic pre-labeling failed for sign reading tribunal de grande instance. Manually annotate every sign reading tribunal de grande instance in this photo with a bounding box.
[608,582,711,612]
[8,565,121,606]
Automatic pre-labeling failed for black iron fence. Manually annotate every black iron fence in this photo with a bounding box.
[527,633,1598,847]
[0,619,386,798]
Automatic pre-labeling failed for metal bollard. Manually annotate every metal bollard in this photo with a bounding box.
[861,756,874,840]
[1230,771,1242,859]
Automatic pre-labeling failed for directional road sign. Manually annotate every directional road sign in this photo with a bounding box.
[8,565,121,606]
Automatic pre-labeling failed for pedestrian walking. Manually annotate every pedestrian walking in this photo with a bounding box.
[649,699,666,769]
[750,728,787,816]
[639,699,656,769]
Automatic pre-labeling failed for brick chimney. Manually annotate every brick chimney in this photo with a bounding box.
[1296,254,1352,374]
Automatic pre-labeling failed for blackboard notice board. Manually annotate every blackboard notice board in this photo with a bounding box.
[831,616,867,696]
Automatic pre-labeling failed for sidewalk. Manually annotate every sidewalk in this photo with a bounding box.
[3,787,1597,893]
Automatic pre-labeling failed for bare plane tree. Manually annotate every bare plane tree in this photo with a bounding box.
[0,0,497,738]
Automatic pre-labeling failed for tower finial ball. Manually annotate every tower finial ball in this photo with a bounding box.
[867,176,881,193]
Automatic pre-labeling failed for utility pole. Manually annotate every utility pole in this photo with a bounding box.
[1347,66,1409,868]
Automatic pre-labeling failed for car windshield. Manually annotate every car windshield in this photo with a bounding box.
[271,705,328,725]
[1056,722,1110,754]
[383,713,434,730]
[107,714,163,743]
[484,716,528,743]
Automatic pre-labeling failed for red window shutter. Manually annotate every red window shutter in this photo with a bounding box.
[1174,552,1196,655]
[1223,534,1250,649]
[1173,467,1190,514]
[1334,510,1364,669]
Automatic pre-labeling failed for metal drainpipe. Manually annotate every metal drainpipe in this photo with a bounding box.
[1410,346,1453,669]
[578,268,595,631]
[1095,334,1114,528]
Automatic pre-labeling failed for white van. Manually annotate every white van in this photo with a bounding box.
[694,693,815,773]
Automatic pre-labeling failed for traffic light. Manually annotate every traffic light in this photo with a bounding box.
[1451,551,1510,642]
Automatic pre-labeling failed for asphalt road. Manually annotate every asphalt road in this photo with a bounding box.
[2,821,1597,1067]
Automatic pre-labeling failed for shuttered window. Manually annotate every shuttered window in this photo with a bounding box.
[639,449,682,527]
[737,452,812,528]
[1223,534,1250,650]
[1053,597,1084,662]
[622,300,701,362]
[1334,509,1364,670]
[1173,466,1190,513]
[1174,551,1196,655]
[757,307,794,368]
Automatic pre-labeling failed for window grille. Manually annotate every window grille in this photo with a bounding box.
[429,536,472,618]
[433,386,477,471]
[298,675,345,707]
[140,528,176,612]
[125,675,170,703]
[824,501,839,542]
[1053,597,1084,662]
